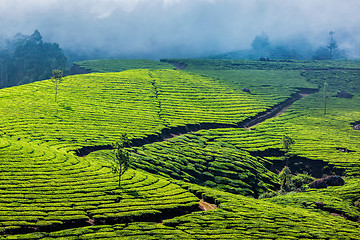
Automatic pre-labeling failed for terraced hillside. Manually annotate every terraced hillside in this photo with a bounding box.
[1,59,360,239]
[71,59,175,74]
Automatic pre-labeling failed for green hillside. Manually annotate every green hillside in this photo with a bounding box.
[73,59,175,73]
[1,59,360,239]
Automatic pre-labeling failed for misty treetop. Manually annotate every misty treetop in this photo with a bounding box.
[0,30,67,89]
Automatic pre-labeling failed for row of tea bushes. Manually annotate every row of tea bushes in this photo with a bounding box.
[0,70,165,150]
[0,68,308,152]
[0,137,199,234]
[162,59,360,71]
[7,182,360,239]
[130,132,279,197]
[265,177,360,221]
[151,70,270,127]
[176,61,360,175]
[73,59,175,73]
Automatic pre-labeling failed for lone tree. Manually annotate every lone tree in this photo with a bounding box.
[282,135,294,166]
[282,135,294,151]
[112,133,132,188]
[52,69,63,102]
[327,31,338,59]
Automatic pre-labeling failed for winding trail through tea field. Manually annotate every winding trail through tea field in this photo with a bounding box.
[77,88,317,156]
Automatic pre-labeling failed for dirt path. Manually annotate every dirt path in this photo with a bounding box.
[199,199,218,211]
[76,89,318,157]
[245,92,312,130]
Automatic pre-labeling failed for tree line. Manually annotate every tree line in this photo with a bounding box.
[0,30,67,89]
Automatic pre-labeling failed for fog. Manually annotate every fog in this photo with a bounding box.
[1,0,360,59]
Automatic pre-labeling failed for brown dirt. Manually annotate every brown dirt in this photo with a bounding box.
[245,92,312,130]
[199,199,218,211]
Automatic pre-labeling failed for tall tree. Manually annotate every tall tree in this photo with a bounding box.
[251,32,270,58]
[51,69,63,102]
[0,30,67,89]
[327,31,338,59]
[112,133,132,188]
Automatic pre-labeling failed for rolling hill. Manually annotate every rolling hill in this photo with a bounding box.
[1,59,359,239]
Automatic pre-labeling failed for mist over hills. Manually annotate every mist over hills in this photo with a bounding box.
[1,0,360,60]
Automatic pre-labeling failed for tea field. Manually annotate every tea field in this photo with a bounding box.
[1,59,360,239]
[73,59,175,73]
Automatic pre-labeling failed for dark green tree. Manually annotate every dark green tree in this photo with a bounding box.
[112,133,132,188]
[282,135,294,151]
[327,31,338,59]
[251,32,270,58]
[281,135,294,170]
[0,30,67,89]
[51,69,63,102]
[279,166,291,189]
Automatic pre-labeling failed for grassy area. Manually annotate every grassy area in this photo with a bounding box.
[131,132,279,197]
[74,59,175,73]
[0,137,198,234]
[1,68,309,151]
[6,183,360,239]
[1,59,360,238]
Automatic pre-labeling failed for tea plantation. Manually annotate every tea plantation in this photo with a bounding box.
[1,59,359,239]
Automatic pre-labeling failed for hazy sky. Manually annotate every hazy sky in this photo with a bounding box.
[1,0,359,58]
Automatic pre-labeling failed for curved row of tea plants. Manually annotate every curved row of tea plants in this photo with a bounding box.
[130,132,279,197]
[7,182,360,239]
[0,70,166,151]
[175,60,360,175]
[2,59,359,239]
[0,137,199,234]
[0,68,311,152]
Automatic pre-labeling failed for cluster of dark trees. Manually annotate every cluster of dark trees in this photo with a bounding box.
[0,30,67,89]
[212,31,346,60]
[250,31,346,60]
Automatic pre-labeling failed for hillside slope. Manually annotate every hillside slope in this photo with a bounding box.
[1,59,360,239]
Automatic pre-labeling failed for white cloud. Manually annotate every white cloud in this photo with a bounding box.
[0,0,359,58]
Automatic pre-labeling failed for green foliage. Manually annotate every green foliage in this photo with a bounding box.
[279,166,292,189]
[1,59,360,238]
[51,69,63,102]
[132,132,280,197]
[112,133,132,187]
[74,59,175,73]
[0,30,67,89]
[281,135,294,151]
[291,173,315,189]
[0,138,198,234]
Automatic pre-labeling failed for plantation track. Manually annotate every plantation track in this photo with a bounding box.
[76,88,318,157]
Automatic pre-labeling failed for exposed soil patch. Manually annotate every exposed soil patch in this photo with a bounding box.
[199,199,218,211]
